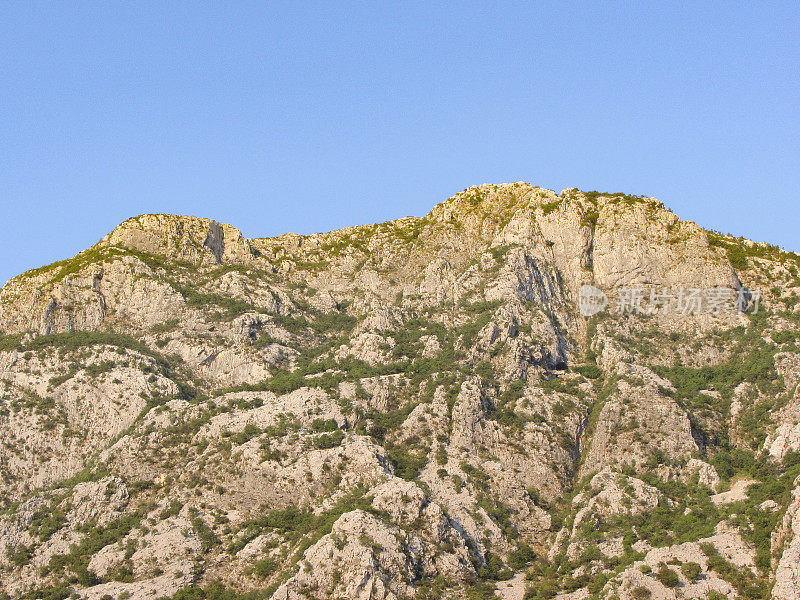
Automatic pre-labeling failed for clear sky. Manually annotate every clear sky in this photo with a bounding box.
[1,2,798,286]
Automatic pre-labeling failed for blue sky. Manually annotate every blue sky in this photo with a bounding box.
[1,2,798,286]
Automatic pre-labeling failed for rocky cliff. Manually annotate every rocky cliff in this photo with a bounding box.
[0,183,799,600]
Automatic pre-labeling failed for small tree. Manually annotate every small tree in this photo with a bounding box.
[680,561,702,582]
[656,565,680,588]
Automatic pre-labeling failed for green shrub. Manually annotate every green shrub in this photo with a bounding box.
[772,330,797,344]
[680,561,702,582]
[18,583,73,600]
[30,504,67,541]
[313,430,344,449]
[311,418,338,432]
[159,501,183,520]
[155,581,271,600]
[479,553,512,580]
[85,360,116,378]
[573,364,601,379]
[508,544,536,569]
[190,512,220,553]
[631,587,651,600]
[541,200,561,216]
[151,319,180,333]
[252,556,277,578]
[175,286,260,320]
[488,244,513,262]
[523,577,558,599]
[8,544,33,567]
[388,447,427,480]
[581,210,599,228]
[655,566,679,587]
[231,424,261,445]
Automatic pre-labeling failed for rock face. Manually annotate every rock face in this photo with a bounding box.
[0,183,798,600]
[107,214,256,265]
[773,476,800,600]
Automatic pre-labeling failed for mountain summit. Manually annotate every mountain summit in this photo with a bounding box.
[1,183,799,600]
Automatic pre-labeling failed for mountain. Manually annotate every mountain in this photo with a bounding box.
[0,182,799,600]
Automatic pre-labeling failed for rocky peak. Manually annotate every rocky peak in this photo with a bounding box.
[105,213,255,265]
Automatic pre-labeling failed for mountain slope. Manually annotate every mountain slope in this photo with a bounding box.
[0,183,799,600]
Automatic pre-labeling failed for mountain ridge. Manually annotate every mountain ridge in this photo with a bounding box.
[7,182,797,292]
[0,183,799,600]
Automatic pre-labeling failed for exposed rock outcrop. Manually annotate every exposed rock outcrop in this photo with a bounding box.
[0,183,797,600]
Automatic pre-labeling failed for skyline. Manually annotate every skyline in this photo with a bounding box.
[2,2,798,285]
